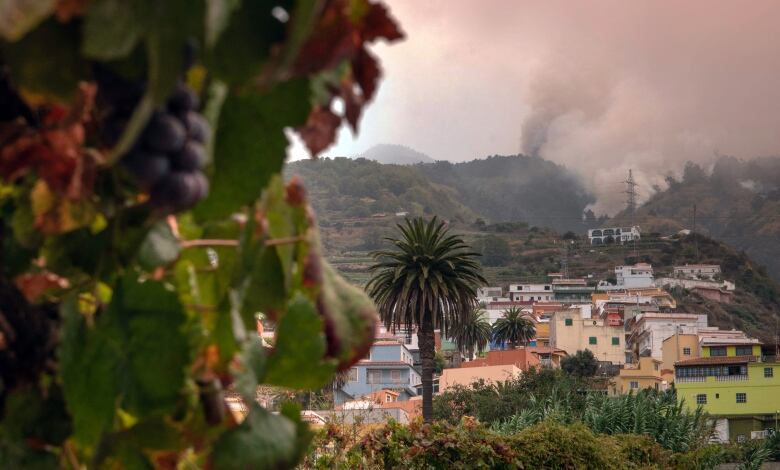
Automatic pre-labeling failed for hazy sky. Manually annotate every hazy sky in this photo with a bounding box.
[288,1,780,213]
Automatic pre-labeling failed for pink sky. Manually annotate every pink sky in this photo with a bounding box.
[289,1,780,212]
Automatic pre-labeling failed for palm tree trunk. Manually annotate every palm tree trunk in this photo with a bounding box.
[418,310,435,422]
[468,346,474,361]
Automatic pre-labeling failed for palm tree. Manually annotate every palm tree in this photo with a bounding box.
[452,307,492,361]
[492,307,536,349]
[367,217,485,421]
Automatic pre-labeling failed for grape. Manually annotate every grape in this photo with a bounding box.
[144,113,186,153]
[191,171,210,200]
[150,171,203,211]
[122,151,170,189]
[168,82,199,114]
[171,141,206,171]
[183,111,211,143]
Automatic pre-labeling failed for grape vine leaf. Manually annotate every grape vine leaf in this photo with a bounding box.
[210,404,309,469]
[264,294,336,389]
[206,0,290,84]
[137,221,181,270]
[0,19,88,100]
[81,0,144,60]
[0,0,56,42]
[194,79,310,220]
[60,277,190,446]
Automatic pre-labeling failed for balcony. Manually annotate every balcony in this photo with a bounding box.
[715,374,748,382]
[676,376,705,383]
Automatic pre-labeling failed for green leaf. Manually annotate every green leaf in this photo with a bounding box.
[59,296,120,446]
[205,0,242,48]
[137,221,181,270]
[264,294,336,389]
[210,404,303,469]
[59,277,190,446]
[195,79,311,220]
[206,0,289,84]
[0,18,88,100]
[0,0,56,42]
[242,245,286,319]
[233,337,267,399]
[81,0,144,60]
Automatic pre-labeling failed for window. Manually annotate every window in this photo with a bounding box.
[544,285,551,290]
[565,318,573,326]
[696,394,707,404]
[348,368,358,382]
[736,393,746,404]
[385,394,393,403]
[683,347,691,356]
[589,337,597,345]
[612,337,620,346]
[367,370,382,384]
[630,381,639,389]
[735,346,753,356]
[390,370,401,383]
[709,347,727,357]
[653,363,659,371]
[765,367,774,378]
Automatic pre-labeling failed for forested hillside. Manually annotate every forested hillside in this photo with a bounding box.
[287,154,596,233]
[611,156,780,280]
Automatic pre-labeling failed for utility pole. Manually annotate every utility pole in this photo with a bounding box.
[693,204,699,262]
[624,170,638,259]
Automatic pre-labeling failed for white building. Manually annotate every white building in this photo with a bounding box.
[673,264,721,280]
[477,287,505,303]
[508,283,553,302]
[615,263,654,288]
[625,312,709,362]
[588,226,641,245]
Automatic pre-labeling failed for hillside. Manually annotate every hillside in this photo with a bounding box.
[313,215,780,343]
[287,154,596,233]
[358,144,435,164]
[611,156,780,281]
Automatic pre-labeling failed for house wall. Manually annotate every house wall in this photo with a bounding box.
[661,334,700,372]
[701,345,761,357]
[613,357,663,394]
[550,310,624,364]
[677,363,780,416]
[439,365,521,391]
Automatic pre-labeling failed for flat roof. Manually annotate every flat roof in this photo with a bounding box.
[675,356,757,366]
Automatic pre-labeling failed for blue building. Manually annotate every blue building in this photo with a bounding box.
[336,340,421,405]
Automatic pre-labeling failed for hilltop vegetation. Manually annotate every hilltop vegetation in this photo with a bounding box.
[612,156,780,280]
[287,154,596,233]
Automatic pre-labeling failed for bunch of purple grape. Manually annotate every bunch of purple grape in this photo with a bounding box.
[122,83,211,212]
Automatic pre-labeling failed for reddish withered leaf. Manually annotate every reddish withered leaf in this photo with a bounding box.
[352,47,380,102]
[361,1,404,42]
[15,271,70,303]
[296,106,341,156]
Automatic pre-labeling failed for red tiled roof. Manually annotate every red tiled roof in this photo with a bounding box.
[675,356,757,366]
[356,361,414,367]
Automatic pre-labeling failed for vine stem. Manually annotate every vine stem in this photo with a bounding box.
[180,236,305,249]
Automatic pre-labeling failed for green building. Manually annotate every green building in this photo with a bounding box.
[675,339,780,442]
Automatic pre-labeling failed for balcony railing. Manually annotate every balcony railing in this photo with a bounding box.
[676,376,705,383]
[715,375,748,382]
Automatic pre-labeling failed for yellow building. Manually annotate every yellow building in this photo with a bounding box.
[550,308,625,365]
[661,333,701,372]
[533,322,550,347]
[611,357,664,394]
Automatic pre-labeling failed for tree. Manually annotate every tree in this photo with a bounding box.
[0,2,402,467]
[492,307,536,349]
[453,307,492,361]
[561,350,600,378]
[367,217,486,421]
[475,234,512,267]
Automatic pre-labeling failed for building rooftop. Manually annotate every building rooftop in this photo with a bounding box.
[675,356,757,366]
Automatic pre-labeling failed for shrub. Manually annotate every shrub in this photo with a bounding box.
[512,422,624,469]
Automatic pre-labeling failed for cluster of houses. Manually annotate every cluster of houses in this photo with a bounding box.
[323,262,779,443]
